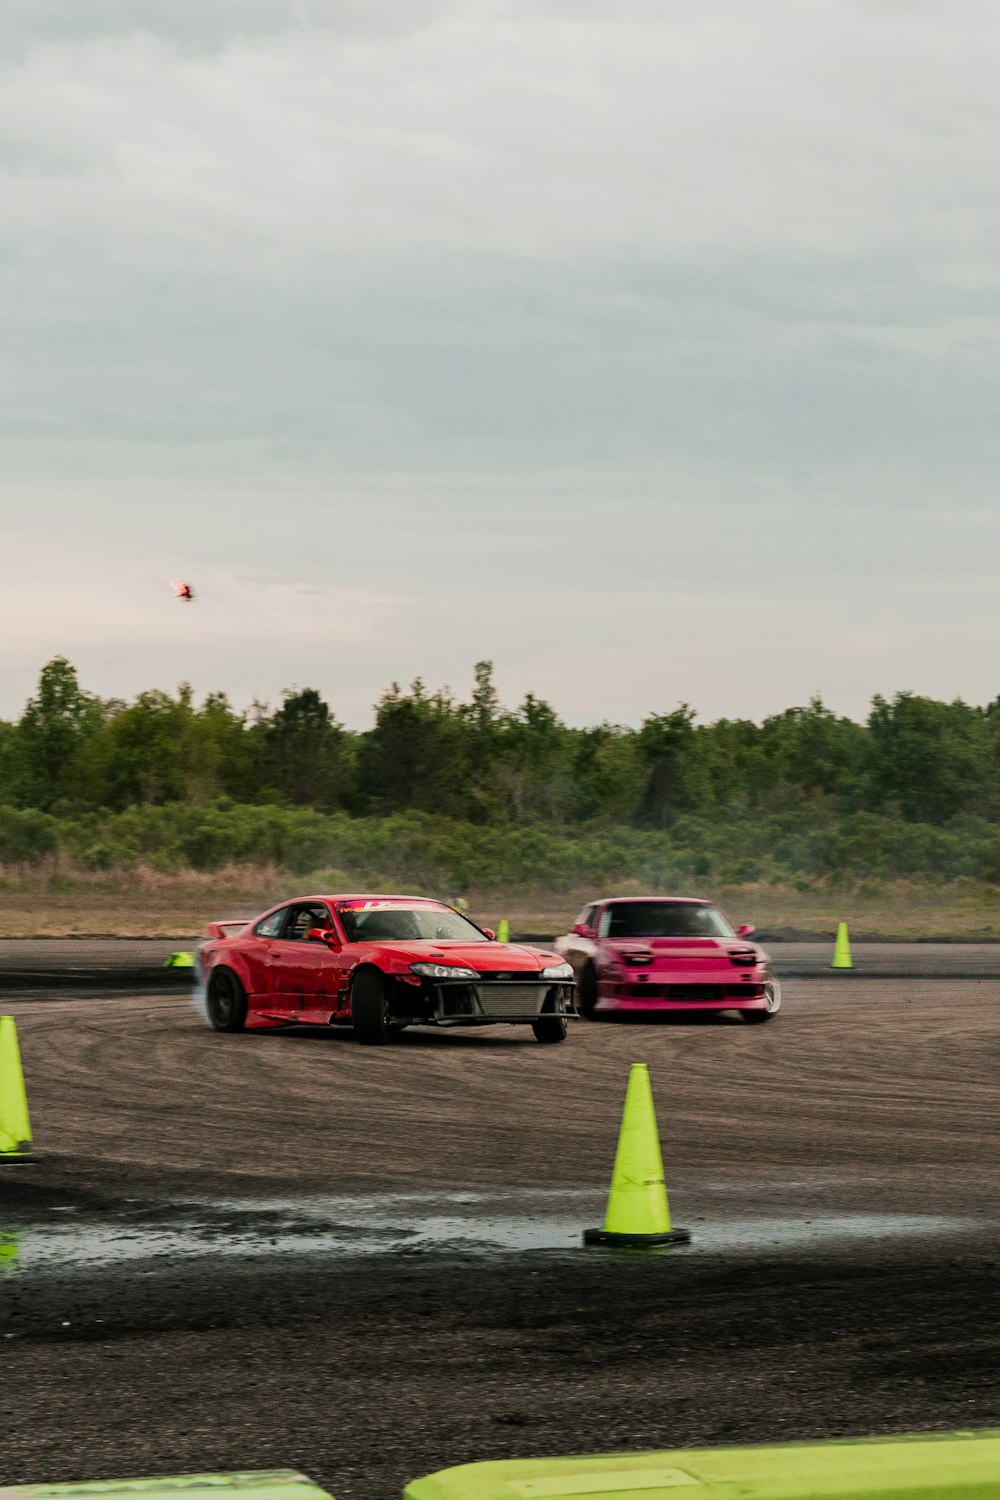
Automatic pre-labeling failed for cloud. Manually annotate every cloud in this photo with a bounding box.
[0,1,454,57]
[4,452,1000,728]
[2,2,1000,723]
[3,2,1000,268]
[0,526,399,718]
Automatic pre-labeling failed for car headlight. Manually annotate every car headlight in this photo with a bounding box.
[541,961,574,980]
[410,962,479,980]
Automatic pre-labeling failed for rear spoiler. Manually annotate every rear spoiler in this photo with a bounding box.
[205,919,252,941]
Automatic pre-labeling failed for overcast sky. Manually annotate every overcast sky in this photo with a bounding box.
[2,0,999,728]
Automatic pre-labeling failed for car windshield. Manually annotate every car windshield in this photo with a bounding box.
[602,902,735,939]
[336,903,489,943]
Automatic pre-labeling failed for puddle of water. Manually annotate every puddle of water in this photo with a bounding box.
[0,1207,973,1274]
[204,1188,595,1217]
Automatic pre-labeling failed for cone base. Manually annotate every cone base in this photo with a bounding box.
[584,1226,691,1246]
[0,1153,36,1166]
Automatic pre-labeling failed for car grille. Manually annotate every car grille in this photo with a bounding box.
[667,985,726,1001]
[661,984,766,1001]
[620,982,765,1001]
[476,983,547,1018]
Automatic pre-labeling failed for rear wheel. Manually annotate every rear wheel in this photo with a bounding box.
[351,968,393,1045]
[206,969,248,1032]
[743,976,781,1024]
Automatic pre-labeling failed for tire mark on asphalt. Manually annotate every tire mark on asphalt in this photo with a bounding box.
[4,981,997,1224]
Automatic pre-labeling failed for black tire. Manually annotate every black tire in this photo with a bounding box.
[351,968,393,1045]
[206,968,248,1032]
[532,1014,568,1044]
[744,976,781,1024]
[577,962,599,1019]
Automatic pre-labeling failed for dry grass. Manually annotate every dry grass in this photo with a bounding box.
[0,865,287,938]
[475,878,1000,940]
[1,864,999,939]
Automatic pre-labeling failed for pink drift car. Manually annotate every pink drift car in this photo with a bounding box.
[554,896,780,1023]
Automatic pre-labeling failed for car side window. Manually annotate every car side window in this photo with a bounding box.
[597,908,612,938]
[286,904,330,941]
[254,907,290,938]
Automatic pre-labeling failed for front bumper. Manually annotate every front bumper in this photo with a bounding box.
[597,975,769,1013]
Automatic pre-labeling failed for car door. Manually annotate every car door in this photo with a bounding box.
[244,904,295,1003]
[269,901,338,1020]
[314,906,355,1021]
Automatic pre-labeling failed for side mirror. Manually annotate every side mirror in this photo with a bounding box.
[736,923,756,939]
[307,927,340,948]
[572,923,592,937]
[482,927,496,941]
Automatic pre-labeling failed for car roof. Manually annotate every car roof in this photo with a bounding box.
[287,894,448,905]
[596,896,711,906]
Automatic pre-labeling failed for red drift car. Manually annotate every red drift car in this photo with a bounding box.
[198,895,576,1045]
[554,896,780,1023]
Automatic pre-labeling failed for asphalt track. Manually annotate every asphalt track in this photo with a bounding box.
[1,961,999,1500]
[3,939,1000,996]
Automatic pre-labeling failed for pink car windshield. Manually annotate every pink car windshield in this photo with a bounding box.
[603,903,735,939]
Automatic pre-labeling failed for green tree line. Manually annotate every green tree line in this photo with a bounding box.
[3,656,1000,884]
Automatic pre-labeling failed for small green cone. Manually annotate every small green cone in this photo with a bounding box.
[0,1016,34,1163]
[164,952,195,968]
[0,1231,21,1276]
[496,919,510,943]
[585,1063,689,1247]
[832,921,853,969]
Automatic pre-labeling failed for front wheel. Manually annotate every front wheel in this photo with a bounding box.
[351,968,393,1045]
[206,969,248,1032]
[532,1015,568,1044]
[743,976,781,1024]
[577,963,598,1019]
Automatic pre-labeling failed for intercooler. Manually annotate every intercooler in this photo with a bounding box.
[427,974,576,1024]
[475,983,551,1019]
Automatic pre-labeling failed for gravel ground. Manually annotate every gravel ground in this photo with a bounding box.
[0,978,998,1500]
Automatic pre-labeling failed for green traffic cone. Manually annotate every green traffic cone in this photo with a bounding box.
[0,1017,34,1163]
[832,921,853,969]
[585,1064,689,1246]
[164,951,195,968]
[496,919,510,943]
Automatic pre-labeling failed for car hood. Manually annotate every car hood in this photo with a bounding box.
[359,940,560,974]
